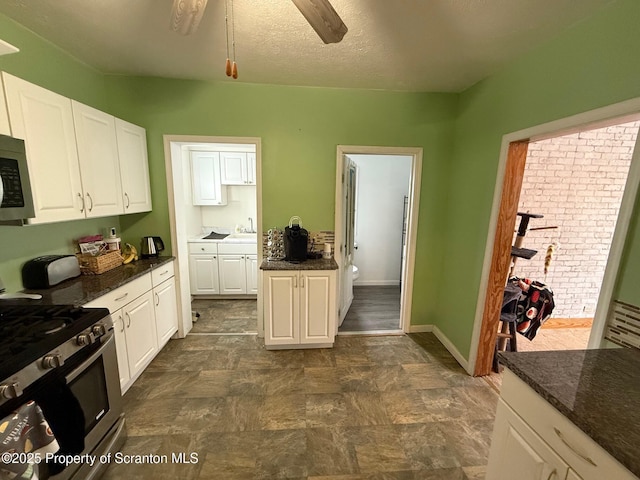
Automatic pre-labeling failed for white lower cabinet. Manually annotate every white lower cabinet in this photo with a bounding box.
[122,290,158,377]
[85,260,178,393]
[263,269,337,348]
[189,241,257,295]
[487,369,636,480]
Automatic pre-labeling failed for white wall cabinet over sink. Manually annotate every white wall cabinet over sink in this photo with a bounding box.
[85,261,178,393]
[220,151,256,185]
[1,71,152,223]
[191,150,227,206]
[263,269,337,349]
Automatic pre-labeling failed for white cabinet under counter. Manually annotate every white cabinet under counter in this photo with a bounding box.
[261,258,338,349]
[188,238,257,296]
[488,350,640,480]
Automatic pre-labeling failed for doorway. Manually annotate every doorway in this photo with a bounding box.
[334,146,422,335]
[471,106,640,376]
[513,121,638,353]
[162,135,263,339]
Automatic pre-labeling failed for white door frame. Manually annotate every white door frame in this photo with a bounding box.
[334,145,423,333]
[163,135,263,338]
[468,98,640,374]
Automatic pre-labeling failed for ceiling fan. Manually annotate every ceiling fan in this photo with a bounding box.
[169,0,348,44]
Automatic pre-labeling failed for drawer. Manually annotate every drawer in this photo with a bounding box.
[84,273,152,314]
[189,242,218,254]
[152,260,174,287]
[501,369,635,480]
[218,243,257,255]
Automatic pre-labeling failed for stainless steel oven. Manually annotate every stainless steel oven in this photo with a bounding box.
[0,304,126,480]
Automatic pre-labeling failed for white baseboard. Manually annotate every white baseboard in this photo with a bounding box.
[407,324,433,333]
[353,280,401,286]
[407,324,471,374]
[432,326,471,374]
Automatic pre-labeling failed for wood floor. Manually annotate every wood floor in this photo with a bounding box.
[339,285,401,332]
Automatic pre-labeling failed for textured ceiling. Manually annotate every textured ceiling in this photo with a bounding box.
[0,0,617,92]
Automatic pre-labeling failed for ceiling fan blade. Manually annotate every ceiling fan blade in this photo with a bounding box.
[291,0,348,44]
[170,0,209,35]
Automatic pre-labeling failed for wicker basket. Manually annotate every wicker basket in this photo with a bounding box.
[76,250,123,275]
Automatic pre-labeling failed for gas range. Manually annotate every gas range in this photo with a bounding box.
[0,303,125,480]
[0,304,112,404]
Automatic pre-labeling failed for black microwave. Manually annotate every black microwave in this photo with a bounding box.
[0,134,35,224]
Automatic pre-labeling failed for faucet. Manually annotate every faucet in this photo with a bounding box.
[248,217,254,233]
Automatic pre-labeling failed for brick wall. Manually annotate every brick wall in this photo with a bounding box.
[514,121,639,318]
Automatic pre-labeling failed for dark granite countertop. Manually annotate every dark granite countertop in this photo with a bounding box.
[260,258,338,271]
[20,256,175,306]
[499,348,640,477]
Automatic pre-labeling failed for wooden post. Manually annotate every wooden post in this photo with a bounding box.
[474,140,529,376]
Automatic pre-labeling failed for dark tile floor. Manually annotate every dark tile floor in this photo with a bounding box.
[191,299,257,333]
[102,333,495,480]
[339,286,402,332]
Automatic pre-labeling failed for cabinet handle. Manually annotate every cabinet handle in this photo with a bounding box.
[213,255,217,259]
[115,292,129,302]
[293,276,297,288]
[160,270,169,276]
[546,469,556,480]
[124,192,130,208]
[86,192,93,212]
[118,314,124,333]
[553,427,597,466]
[125,312,131,328]
[78,192,85,213]
[301,276,305,288]
[155,292,160,306]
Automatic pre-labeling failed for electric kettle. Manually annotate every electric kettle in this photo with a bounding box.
[141,236,165,258]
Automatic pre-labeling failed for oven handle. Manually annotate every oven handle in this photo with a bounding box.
[65,332,115,384]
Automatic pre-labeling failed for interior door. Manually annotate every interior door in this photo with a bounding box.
[339,155,357,323]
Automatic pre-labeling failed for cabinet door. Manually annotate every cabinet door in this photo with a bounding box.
[3,72,84,223]
[123,291,158,380]
[191,151,226,205]
[116,118,152,214]
[72,101,123,217]
[154,277,178,347]
[264,271,299,345]
[111,309,131,391]
[299,271,336,344]
[218,254,248,294]
[220,152,248,185]
[246,152,256,185]
[245,255,259,294]
[486,400,569,480]
[189,254,220,294]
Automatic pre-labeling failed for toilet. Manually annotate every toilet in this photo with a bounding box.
[352,265,359,281]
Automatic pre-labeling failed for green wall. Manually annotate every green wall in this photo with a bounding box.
[434,0,640,357]
[0,14,121,291]
[104,77,458,328]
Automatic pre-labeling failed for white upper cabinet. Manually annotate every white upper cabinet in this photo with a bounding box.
[3,72,85,223]
[116,118,152,214]
[1,72,153,223]
[191,150,227,205]
[72,101,123,217]
[220,151,256,185]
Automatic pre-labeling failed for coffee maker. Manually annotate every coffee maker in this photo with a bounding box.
[141,236,165,258]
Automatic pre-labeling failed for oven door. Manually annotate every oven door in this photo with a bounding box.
[53,333,124,480]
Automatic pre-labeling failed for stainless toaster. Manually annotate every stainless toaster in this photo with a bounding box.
[22,255,81,289]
